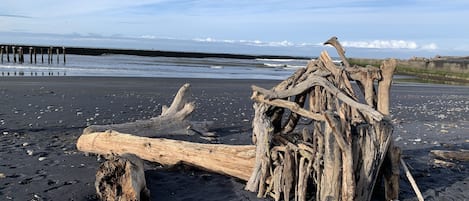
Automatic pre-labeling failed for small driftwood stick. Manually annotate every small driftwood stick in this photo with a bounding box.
[400,158,424,201]
[433,159,456,168]
[95,153,150,201]
[430,150,469,161]
[77,130,256,181]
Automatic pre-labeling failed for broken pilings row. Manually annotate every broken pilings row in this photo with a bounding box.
[1,71,66,76]
[0,45,66,64]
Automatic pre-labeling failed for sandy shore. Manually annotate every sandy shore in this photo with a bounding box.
[0,77,467,201]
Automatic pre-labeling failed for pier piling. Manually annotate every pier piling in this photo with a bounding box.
[41,48,44,63]
[1,46,3,63]
[47,48,50,64]
[19,47,23,64]
[34,48,37,64]
[63,47,66,63]
[29,47,33,63]
[12,46,16,63]
[56,48,59,64]
[49,47,53,64]
[6,46,9,62]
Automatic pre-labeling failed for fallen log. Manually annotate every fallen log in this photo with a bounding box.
[430,150,469,161]
[77,130,256,181]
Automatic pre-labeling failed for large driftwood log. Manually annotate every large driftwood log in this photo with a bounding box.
[77,130,256,181]
[95,153,150,201]
[83,83,214,138]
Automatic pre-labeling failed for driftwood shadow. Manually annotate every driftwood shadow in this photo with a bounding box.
[144,166,269,201]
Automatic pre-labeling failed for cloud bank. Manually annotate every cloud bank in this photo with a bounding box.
[193,37,295,47]
[192,37,439,51]
[341,40,438,50]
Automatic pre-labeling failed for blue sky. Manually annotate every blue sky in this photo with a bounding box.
[1,0,469,58]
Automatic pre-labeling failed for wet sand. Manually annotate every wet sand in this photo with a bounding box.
[0,77,467,201]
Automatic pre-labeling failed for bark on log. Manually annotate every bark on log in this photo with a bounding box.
[77,130,256,181]
[95,153,150,201]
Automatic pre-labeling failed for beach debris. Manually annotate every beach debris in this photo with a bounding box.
[26,149,34,156]
[0,173,5,179]
[433,158,456,168]
[439,129,449,134]
[395,136,403,141]
[401,158,424,201]
[38,157,47,161]
[77,36,401,201]
[430,150,469,161]
[95,153,150,201]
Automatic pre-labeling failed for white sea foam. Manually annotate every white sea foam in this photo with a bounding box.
[256,58,295,62]
[263,63,285,67]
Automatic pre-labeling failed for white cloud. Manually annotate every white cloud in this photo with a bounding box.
[421,43,438,50]
[341,40,438,50]
[193,37,297,47]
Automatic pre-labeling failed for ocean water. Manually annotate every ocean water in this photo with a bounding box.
[0,54,311,80]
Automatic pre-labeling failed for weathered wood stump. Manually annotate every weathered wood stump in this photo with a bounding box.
[95,153,150,201]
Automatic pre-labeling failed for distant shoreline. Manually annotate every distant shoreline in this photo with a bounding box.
[349,57,469,84]
[0,44,311,60]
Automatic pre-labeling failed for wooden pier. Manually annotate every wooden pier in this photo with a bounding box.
[0,45,66,64]
[0,45,67,77]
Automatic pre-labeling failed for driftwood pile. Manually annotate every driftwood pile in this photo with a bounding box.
[244,37,399,201]
[77,37,403,201]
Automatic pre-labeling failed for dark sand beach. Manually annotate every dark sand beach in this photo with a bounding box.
[0,77,468,201]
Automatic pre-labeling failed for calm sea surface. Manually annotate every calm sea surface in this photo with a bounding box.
[0,54,311,80]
